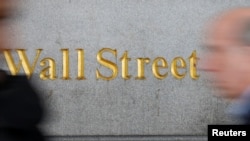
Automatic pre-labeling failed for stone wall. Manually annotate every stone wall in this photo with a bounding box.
[1,0,249,140]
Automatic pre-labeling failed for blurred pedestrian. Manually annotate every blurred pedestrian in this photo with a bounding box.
[0,0,46,140]
[201,7,250,124]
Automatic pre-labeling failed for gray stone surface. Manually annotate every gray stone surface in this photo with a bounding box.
[46,135,207,141]
[0,0,248,138]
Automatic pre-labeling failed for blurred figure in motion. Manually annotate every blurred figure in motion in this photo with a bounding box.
[201,7,250,124]
[0,0,46,141]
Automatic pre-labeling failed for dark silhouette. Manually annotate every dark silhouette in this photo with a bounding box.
[0,0,46,140]
[0,70,45,141]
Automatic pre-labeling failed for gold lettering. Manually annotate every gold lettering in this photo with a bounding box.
[2,48,200,81]
[76,49,86,80]
[3,49,42,78]
[152,57,168,79]
[61,49,70,80]
[40,58,57,80]
[189,50,200,80]
[96,48,118,80]
[120,51,131,80]
[171,57,186,79]
[136,58,150,80]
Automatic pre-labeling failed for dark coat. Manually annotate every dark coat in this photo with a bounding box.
[242,99,250,125]
[0,70,45,141]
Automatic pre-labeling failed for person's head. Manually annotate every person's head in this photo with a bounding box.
[0,0,18,18]
[201,7,250,100]
[0,0,19,51]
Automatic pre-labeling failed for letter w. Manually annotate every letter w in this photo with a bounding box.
[3,49,42,78]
